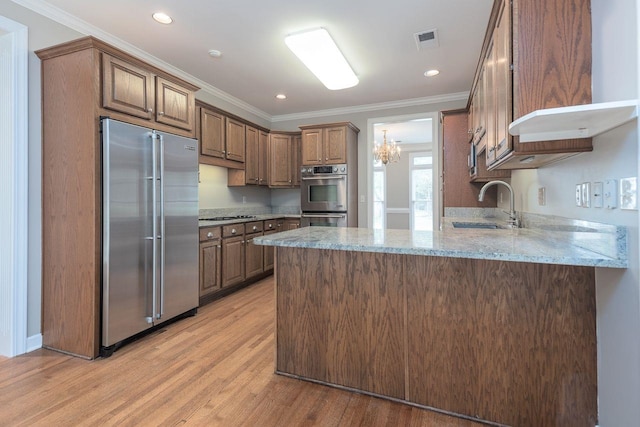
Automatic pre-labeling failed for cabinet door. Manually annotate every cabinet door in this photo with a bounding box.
[494,0,512,160]
[226,118,246,162]
[263,229,276,271]
[324,126,347,164]
[284,219,300,230]
[484,41,497,165]
[258,131,269,186]
[245,232,264,279]
[102,53,154,120]
[199,240,221,297]
[292,134,302,186]
[269,134,292,187]
[222,235,245,287]
[155,76,195,131]
[200,109,225,158]
[245,126,259,184]
[301,129,323,165]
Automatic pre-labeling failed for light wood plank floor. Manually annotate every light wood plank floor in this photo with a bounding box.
[0,277,484,426]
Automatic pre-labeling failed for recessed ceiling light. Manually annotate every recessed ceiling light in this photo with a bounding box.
[152,12,173,24]
[424,69,440,77]
[208,49,222,58]
[285,28,359,90]
[275,94,287,100]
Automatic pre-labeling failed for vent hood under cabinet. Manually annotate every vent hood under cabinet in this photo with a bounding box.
[509,100,639,142]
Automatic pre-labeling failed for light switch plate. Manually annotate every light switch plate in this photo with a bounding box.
[575,184,582,207]
[620,177,638,210]
[604,180,617,209]
[581,182,591,208]
[593,182,603,208]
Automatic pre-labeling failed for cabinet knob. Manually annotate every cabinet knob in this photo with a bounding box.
[222,150,226,154]
[159,111,164,116]
[288,179,292,183]
[325,157,328,161]
[268,224,273,228]
[231,229,236,234]
[147,108,153,113]
[217,245,221,249]
[207,232,214,239]
[252,226,257,231]
[255,178,259,182]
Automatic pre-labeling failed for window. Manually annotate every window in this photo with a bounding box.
[410,152,433,231]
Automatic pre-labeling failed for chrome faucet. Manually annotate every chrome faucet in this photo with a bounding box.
[478,180,520,228]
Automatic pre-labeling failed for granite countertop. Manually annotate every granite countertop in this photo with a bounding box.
[199,213,300,227]
[253,223,628,268]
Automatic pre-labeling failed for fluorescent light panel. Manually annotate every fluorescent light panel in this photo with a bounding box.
[285,28,358,90]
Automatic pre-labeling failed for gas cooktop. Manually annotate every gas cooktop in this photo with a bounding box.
[199,215,257,221]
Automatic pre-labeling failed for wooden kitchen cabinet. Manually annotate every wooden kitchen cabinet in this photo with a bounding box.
[244,126,260,184]
[300,123,359,166]
[221,224,245,288]
[36,36,199,359]
[245,221,264,279]
[225,118,246,163]
[199,107,225,158]
[258,130,269,186]
[283,218,300,230]
[471,0,592,170]
[102,53,195,132]
[199,227,222,297]
[269,132,300,188]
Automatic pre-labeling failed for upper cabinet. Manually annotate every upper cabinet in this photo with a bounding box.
[300,122,359,166]
[471,0,593,170]
[226,118,246,163]
[100,50,197,133]
[268,132,301,188]
[200,108,225,158]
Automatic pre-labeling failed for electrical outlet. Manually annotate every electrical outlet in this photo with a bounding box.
[537,187,545,206]
[575,184,582,207]
[593,182,603,208]
[581,182,591,208]
[242,196,247,204]
[620,177,638,210]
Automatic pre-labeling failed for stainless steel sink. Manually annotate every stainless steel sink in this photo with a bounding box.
[451,221,504,229]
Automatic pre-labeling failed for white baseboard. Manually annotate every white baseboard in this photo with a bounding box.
[26,334,42,353]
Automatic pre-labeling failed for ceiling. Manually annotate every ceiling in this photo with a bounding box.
[27,0,493,120]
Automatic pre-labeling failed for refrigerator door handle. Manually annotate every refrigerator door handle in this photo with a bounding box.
[159,134,166,319]
[151,132,159,322]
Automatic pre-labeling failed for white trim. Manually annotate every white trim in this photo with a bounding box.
[26,334,42,353]
[0,15,29,357]
[271,92,469,122]
[386,208,411,214]
[12,0,469,124]
[409,151,434,231]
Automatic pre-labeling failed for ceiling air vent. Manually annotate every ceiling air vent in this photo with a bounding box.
[414,29,439,50]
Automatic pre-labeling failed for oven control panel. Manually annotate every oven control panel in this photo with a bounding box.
[301,164,347,176]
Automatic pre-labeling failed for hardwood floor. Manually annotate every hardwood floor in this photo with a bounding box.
[0,277,483,426]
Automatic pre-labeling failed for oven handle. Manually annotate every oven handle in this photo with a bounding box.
[301,176,345,181]
[301,213,346,219]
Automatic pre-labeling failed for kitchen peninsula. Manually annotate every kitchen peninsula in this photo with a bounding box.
[255,224,627,426]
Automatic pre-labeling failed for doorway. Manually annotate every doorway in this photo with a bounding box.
[368,113,440,230]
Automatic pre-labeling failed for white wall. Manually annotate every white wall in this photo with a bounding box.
[505,0,640,424]
[198,165,270,209]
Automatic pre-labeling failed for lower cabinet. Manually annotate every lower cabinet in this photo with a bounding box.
[222,224,245,288]
[283,218,300,230]
[199,227,222,298]
[245,221,264,279]
[263,229,277,271]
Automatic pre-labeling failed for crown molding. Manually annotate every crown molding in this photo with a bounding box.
[270,92,469,123]
[11,0,272,121]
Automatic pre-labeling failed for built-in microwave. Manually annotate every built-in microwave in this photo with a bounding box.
[300,164,348,213]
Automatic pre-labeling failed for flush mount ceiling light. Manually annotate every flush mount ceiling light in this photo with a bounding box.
[275,94,287,100]
[208,49,222,58]
[285,28,359,90]
[424,69,440,77]
[152,12,173,24]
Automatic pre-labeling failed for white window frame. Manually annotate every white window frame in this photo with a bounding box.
[372,161,386,229]
[409,151,433,231]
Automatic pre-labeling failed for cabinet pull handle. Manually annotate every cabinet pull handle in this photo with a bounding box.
[217,245,221,249]
[252,226,257,231]
[147,108,153,113]
[222,150,226,154]
[158,111,164,116]
[498,139,506,148]
[207,232,214,239]
[231,229,236,234]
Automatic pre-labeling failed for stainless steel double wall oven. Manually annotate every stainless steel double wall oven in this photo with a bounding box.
[300,164,350,227]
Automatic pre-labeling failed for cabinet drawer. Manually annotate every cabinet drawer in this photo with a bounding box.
[264,219,280,232]
[245,221,263,234]
[222,224,245,237]
[199,227,221,242]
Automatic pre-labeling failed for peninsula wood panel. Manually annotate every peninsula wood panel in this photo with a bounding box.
[276,247,328,381]
[41,48,101,358]
[405,256,597,427]
[323,250,405,398]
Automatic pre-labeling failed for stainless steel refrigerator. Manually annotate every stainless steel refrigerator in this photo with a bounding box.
[101,118,199,356]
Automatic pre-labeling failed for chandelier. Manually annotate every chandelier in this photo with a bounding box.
[373,130,401,165]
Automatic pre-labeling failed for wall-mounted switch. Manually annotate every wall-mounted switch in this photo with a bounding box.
[537,187,546,206]
[604,179,617,209]
[620,177,637,210]
[575,184,582,207]
[593,182,603,208]
[581,182,591,208]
